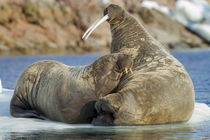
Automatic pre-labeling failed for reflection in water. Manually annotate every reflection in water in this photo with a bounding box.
[2,123,202,140]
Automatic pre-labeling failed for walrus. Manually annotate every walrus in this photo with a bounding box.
[10,53,133,123]
[82,4,195,125]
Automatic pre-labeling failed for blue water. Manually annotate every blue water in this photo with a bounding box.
[0,50,210,139]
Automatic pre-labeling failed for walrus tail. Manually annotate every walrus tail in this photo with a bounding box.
[10,94,44,120]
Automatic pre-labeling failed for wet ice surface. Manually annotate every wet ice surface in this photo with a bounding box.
[0,51,210,139]
[0,88,210,133]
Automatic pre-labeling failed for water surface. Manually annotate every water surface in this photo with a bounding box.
[0,50,210,139]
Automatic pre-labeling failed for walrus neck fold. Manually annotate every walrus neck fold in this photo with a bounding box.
[110,13,155,53]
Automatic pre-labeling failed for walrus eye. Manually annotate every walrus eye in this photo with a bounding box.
[82,14,109,40]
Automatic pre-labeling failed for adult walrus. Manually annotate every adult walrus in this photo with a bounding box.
[82,4,195,125]
[10,53,133,123]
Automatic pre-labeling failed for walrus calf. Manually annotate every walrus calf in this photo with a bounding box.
[83,4,195,125]
[10,53,133,123]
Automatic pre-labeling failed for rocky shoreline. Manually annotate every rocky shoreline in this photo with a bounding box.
[0,0,209,56]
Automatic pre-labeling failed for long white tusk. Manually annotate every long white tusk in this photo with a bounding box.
[82,18,101,39]
[82,14,109,40]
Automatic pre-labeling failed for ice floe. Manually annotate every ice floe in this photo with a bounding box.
[0,87,210,133]
[0,79,2,93]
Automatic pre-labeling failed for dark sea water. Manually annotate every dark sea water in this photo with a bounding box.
[0,50,210,139]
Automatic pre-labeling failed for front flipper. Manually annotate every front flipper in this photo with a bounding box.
[10,95,44,120]
[11,108,44,120]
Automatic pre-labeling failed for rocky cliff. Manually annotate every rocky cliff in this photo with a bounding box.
[0,0,209,56]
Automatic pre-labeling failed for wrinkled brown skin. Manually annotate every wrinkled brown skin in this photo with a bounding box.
[10,53,133,123]
[93,4,195,125]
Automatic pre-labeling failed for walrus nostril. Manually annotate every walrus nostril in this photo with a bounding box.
[104,8,108,16]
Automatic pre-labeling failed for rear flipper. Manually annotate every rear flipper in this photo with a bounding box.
[92,113,114,126]
[92,93,122,126]
[10,95,44,120]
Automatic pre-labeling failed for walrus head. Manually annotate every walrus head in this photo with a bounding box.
[82,4,125,40]
[83,4,155,53]
[104,4,125,24]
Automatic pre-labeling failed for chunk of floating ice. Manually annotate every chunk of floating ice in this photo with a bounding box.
[188,102,210,124]
[0,79,2,93]
[0,89,210,132]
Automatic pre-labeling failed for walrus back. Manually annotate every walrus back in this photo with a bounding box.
[10,53,134,123]
[111,54,194,125]
[10,60,70,121]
